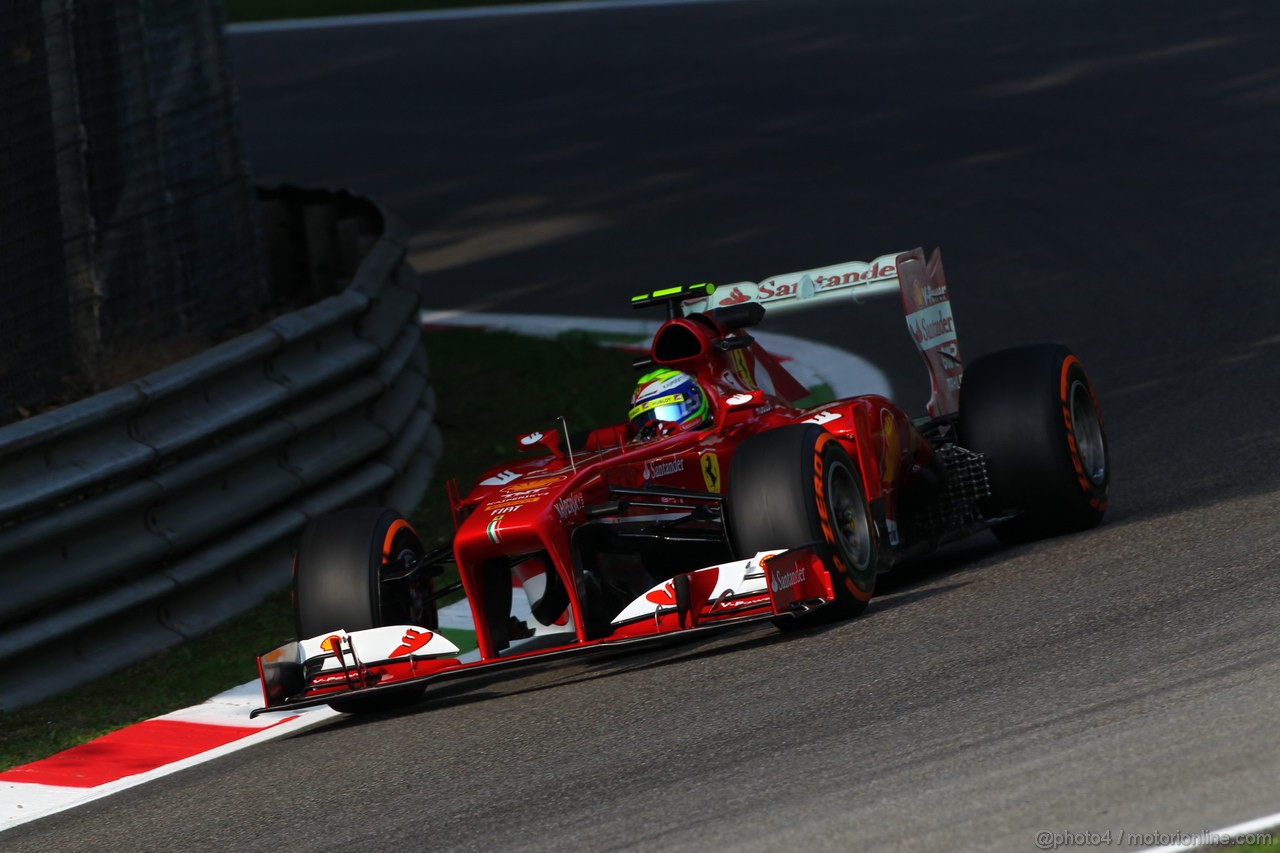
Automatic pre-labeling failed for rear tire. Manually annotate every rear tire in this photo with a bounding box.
[959,344,1109,543]
[293,507,429,713]
[726,425,877,630]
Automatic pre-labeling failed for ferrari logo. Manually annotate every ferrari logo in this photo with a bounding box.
[701,452,721,493]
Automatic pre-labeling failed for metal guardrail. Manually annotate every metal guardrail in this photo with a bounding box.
[0,189,441,710]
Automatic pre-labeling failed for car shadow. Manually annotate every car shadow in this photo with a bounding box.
[290,566,979,736]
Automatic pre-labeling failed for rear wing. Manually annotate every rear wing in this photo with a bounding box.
[681,247,964,417]
[680,251,903,316]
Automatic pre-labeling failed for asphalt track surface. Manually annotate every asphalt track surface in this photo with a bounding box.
[12,1,1280,850]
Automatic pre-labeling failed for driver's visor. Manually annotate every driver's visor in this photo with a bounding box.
[629,392,685,423]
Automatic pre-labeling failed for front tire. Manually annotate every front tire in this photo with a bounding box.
[293,507,430,713]
[726,425,877,629]
[959,343,1109,543]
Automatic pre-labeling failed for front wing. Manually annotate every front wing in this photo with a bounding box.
[252,547,834,717]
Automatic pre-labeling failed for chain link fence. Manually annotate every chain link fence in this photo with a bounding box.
[1,0,268,421]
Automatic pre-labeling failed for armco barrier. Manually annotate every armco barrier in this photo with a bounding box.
[0,189,441,709]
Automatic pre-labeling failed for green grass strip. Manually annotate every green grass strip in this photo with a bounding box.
[435,626,478,653]
[790,382,835,408]
[0,588,296,772]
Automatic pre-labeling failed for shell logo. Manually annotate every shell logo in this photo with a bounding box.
[320,634,348,666]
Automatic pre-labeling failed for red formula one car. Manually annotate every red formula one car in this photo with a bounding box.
[253,248,1109,715]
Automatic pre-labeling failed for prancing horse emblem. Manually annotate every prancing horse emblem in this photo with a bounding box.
[701,452,721,493]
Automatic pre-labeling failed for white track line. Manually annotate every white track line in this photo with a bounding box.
[1139,812,1280,852]
[227,0,753,35]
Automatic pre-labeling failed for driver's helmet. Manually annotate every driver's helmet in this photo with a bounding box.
[629,368,710,433]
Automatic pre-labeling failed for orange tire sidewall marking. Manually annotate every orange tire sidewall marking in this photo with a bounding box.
[381,518,414,563]
[812,432,871,601]
[1058,355,1108,512]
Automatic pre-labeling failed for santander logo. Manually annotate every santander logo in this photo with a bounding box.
[770,566,806,593]
[643,458,685,480]
[907,303,956,348]
[815,262,896,290]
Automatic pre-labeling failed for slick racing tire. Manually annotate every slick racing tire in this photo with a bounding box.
[294,507,429,714]
[958,343,1109,543]
[726,424,877,630]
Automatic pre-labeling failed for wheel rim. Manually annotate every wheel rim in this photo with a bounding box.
[827,461,872,570]
[379,529,425,626]
[1068,379,1106,485]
